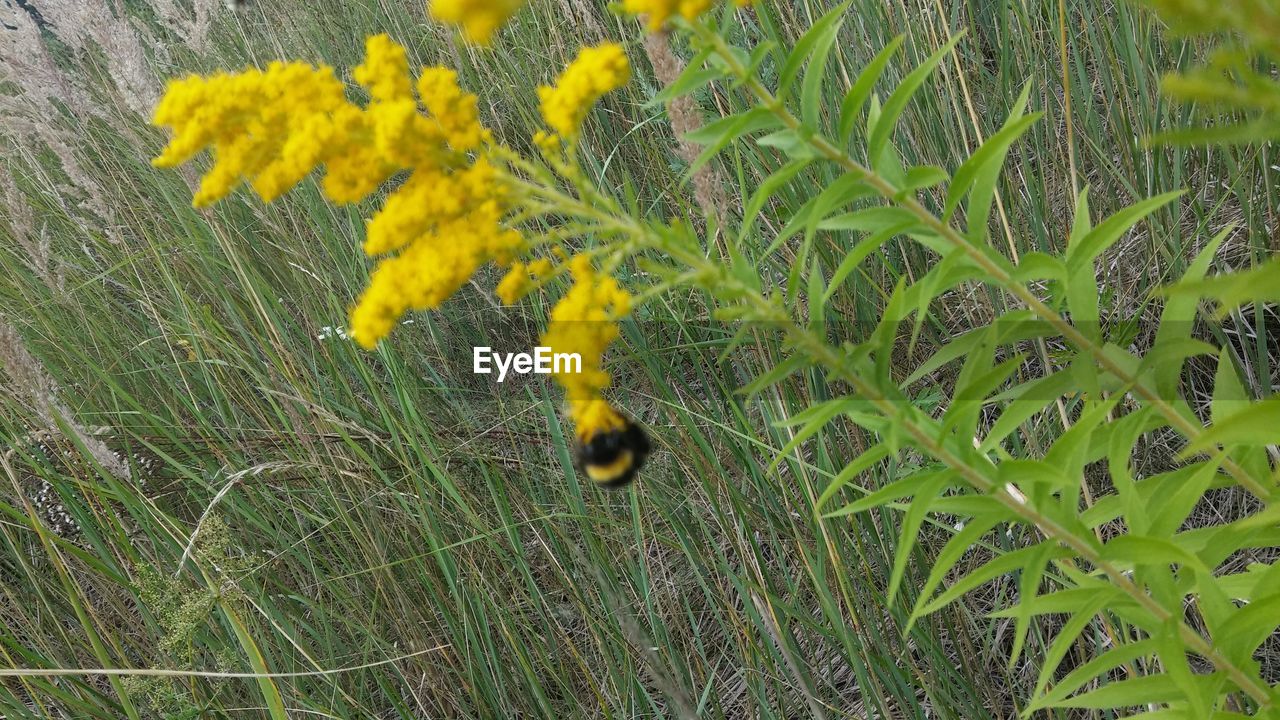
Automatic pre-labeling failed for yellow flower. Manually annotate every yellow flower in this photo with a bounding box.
[350,206,523,349]
[428,0,525,45]
[495,257,554,305]
[152,61,348,206]
[622,0,752,30]
[541,254,632,439]
[152,33,524,350]
[537,43,630,138]
[352,33,413,103]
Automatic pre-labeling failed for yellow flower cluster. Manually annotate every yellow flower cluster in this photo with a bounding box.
[495,257,554,305]
[152,61,351,207]
[622,0,752,31]
[541,255,633,439]
[429,0,525,45]
[152,34,520,350]
[537,43,631,140]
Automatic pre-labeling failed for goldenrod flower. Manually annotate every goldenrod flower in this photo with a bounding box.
[429,0,525,45]
[622,0,751,31]
[495,257,554,305]
[153,33,523,350]
[152,61,348,206]
[350,206,523,348]
[352,33,414,103]
[537,43,631,138]
[541,255,633,438]
[417,68,488,152]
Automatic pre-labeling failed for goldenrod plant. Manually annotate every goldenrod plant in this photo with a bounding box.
[1,0,1277,716]
[144,0,1280,716]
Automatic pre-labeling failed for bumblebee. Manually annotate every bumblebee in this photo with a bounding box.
[574,417,650,489]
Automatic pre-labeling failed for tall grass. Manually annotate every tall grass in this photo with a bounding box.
[0,0,1272,717]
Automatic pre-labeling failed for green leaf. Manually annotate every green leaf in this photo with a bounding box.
[1211,347,1250,425]
[888,472,952,605]
[1032,590,1118,697]
[1066,191,1183,272]
[902,312,1051,386]
[821,220,916,304]
[818,205,918,232]
[1101,534,1210,574]
[979,363,1087,452]
[866,33,964,169]
[897,164,949,196]
[757,129,818,160]
[913,541,1070,618]
[1024,638,1156,712]
[815,444,892,509]
[686,108,784,173]
[683,107,781,146]
[1215,591,1280,662]
[824,468,948,518]
[654,48,720,104]
[1181,397,1280,455]
[914,511,1010,625]
[778,0,852,100]
[801,11,844,127]
[838,35,905,143]
[1151,227,1229,397]
[739,159,812,243]
[807,259,825,332]
[1167,255,1280,316]
[738,353,811,399]
[997,459,1074,492]
[944,96,1039,220]
[1009,541,1061,668]
[768,397,870,473]
[1010,251,1067,284]
[1054,675,1202,709]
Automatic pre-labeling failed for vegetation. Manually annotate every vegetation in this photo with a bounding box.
[1,0,1276,717]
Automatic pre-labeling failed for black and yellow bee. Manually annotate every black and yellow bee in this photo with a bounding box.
[574,416,650,489]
